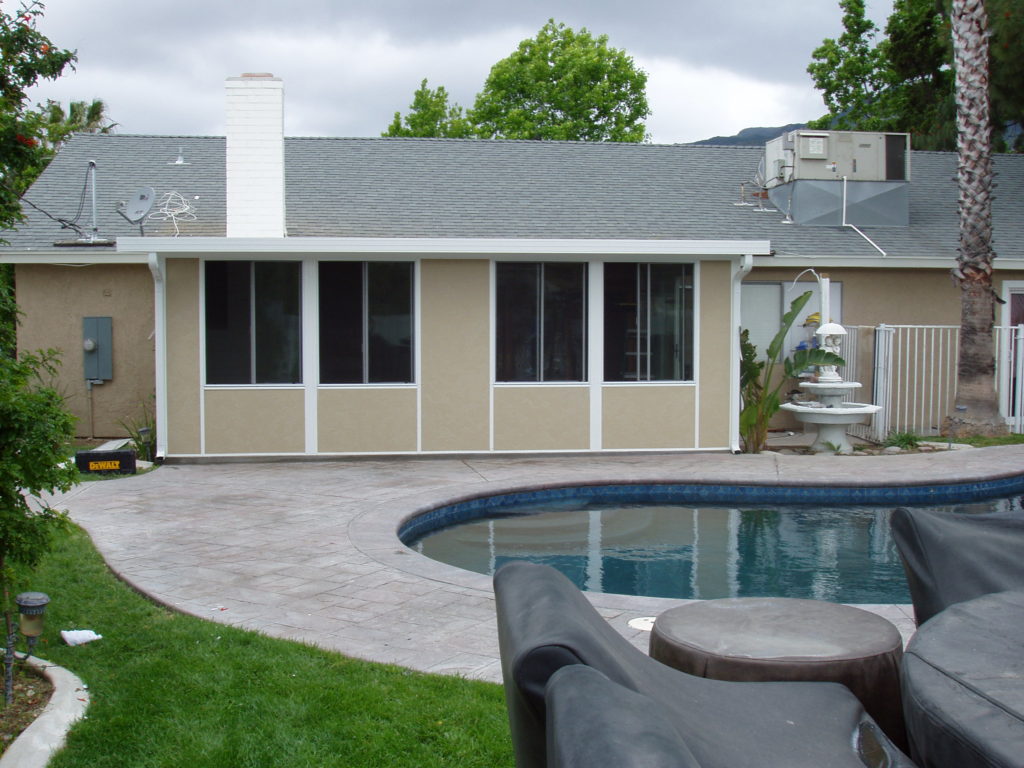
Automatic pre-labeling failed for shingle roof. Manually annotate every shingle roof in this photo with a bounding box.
[4,133,1023,260]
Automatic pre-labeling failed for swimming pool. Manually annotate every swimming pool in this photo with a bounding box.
[401,482,1024,604]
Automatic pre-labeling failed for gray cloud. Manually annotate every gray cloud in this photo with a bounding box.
[28,0,894,143]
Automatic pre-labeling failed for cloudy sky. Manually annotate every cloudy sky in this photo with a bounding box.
[26,0,894,144]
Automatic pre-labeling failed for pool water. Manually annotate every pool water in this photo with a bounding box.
[409,496,1024,603]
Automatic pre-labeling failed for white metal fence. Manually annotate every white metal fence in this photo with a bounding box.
[841,324,1024,441]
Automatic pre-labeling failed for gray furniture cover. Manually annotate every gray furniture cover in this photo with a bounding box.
[648,597,906,749]
[890,507,1024,625]
[494,561,914,768]
[901,589,1024,768]
[545,665,701,768]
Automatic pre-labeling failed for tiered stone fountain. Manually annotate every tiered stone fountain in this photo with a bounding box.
[779,273,882,454]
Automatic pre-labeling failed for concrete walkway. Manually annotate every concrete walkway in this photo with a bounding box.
[54,446,1024,682]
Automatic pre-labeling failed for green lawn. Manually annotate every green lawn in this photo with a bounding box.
[14,526,513,768]
[951,433,1024,447]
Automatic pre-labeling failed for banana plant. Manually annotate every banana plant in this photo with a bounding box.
[740,291,846,453]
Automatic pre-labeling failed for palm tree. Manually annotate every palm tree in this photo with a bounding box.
[944,0,1008,437]
[40,98,117,150]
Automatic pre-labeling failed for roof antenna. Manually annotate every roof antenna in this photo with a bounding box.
[54,161,116,246]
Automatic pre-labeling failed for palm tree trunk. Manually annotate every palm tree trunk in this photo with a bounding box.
[945,0,1008,438]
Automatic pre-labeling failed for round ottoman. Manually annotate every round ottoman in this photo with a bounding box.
[650,597,905,749]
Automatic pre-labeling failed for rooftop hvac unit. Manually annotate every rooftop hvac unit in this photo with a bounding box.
[764,130,910,187]
[762,130,912,227]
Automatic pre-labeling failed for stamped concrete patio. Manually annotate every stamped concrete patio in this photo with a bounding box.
[54,446,1024,682]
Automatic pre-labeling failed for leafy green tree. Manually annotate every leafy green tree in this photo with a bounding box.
[879,0,955,149]
[383,79,473,139]
[807,0,888,132]
[0,343,77,704]
[0,1,76,229]
[0,4,79,703]
[470,19,650,142]
[0,2,77,357]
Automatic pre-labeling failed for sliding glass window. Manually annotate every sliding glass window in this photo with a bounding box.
[496,262,587,382]
[604,263,694,382]
[319,261,414,384]
[205,261,302,384]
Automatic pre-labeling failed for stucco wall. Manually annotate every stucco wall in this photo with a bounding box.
[745,266,1014,326]
[493,386,590,450]
[204,388,305,454]
[15,263,154,438]
[165,259,201,454]
[603,385,697,449]
[419,259,490,451]
[698,261,733,447]
[318,387,417,453]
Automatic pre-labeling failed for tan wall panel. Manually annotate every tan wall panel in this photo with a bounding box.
[698,261,733,448]
[603,386,696,449]
[165,259,201,454]
[494,387,589,450]
[747,267,962,325]
[318,388,417,453]
[15,264,154,438]
[204,389,305,453]
[420,260,490,450]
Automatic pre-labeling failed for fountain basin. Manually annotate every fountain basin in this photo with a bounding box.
[798,381,862,395]
[780,401,882,454]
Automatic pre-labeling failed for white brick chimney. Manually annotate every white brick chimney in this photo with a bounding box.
[225,73,285,237]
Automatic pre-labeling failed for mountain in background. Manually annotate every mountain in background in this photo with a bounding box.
[689,123,807,146]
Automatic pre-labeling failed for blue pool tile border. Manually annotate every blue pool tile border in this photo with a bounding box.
[397,475,1024,544]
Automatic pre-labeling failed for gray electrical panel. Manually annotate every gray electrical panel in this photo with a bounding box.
[83,316,113,380]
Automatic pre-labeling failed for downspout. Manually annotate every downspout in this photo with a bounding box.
[148,253,168,461]
[730,254,754,453]
[842,176,887,257]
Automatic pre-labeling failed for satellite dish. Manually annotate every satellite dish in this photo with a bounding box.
[121,187,155,223]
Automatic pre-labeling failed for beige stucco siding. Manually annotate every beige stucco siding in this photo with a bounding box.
[747,267,966,325]
[15,263,154,438]
[493,386,589,450]
[165,259,201,454]
[602,385,697,449]
[419,260,490,451]
[751,268,1024,327]
[317,388,417,453]
[698,261,734,447]
[204,389,305,453]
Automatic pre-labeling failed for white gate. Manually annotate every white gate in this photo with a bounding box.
[996,324,1024,433]
[849,324,1024,441]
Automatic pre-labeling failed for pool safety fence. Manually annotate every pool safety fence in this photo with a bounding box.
[839,324,1024,442]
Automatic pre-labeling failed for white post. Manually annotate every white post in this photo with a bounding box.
[819,273,830,325]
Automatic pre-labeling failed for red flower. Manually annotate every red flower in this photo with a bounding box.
[15,134,38,147]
